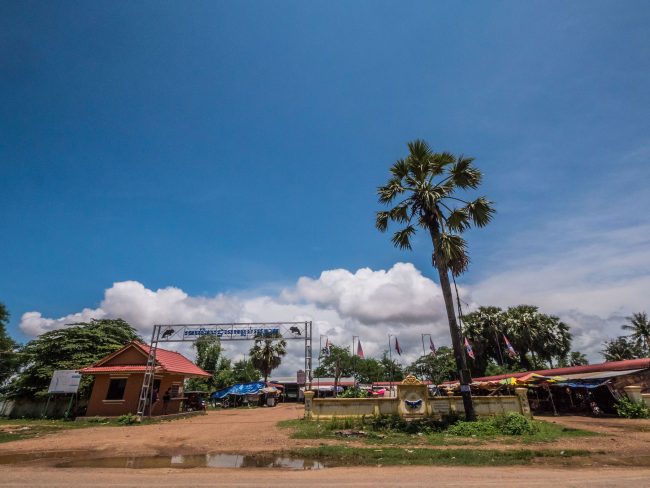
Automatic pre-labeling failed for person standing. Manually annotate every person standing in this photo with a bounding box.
[162,388,171,415]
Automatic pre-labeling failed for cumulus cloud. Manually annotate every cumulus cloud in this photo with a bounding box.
[281,263,448,325]
[18,208,650,372]
[19,264,454,375]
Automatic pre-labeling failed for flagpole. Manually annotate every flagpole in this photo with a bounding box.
[494,329,505,366]
[319,334,327,395]
[388,334,393,397]
[421,333,428,357]
[352,335,358,385]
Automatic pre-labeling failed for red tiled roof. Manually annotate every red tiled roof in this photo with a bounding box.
[444,358,650,384]
[80,341,210,377]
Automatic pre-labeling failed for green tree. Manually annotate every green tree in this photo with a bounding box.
[233,358,261,383]
[602,336,644,362]
[379,351,404,382]
[557,351,589,367]
[0,302,19,386]
[376,140,495,420]
[3,318,139,399]
[621,312,650,355]
[353,358,385,384]
[314,345,353,380]
[406,346,456,384]
[249,334,287,382]
[463,305,572,374]
[186,336,233,391]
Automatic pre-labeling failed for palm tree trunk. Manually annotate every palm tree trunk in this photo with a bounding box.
[430,228,476,421]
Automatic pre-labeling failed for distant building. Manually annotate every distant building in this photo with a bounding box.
[80,341,210,417]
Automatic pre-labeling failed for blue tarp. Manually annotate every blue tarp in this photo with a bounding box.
[555,380,609,389]
[211,381,266,399]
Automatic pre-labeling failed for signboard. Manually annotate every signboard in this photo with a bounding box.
[48,370,82,394]
[296,370,306,385]
[183,326,280,339]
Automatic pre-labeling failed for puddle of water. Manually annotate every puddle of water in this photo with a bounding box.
[0,452,325,470]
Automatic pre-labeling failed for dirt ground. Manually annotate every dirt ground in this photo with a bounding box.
[0,405,649,487]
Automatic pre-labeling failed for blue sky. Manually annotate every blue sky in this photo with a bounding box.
[1,2,649,366]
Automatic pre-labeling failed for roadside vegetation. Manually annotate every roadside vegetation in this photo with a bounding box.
[286,445,592,467]
[279,413,595,446]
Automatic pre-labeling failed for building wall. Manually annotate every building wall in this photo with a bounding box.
[85,373,185,417]
[103,347,147,366]
[610,370,650,394]
[308,395,528,419]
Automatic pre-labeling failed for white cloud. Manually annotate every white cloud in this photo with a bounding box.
[19,205,650,372]
[281,262,447,325]
[19,264,454,375]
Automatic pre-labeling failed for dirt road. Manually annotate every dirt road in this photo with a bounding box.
[0,405,649,487]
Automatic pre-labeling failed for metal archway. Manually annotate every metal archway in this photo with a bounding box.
[136,321,312,418]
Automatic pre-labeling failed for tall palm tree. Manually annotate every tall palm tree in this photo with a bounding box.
[249,334,287,382]
[621,312,650,355]
[376,140,495,420]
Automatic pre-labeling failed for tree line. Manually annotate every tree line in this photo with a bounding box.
[0,301,648,400]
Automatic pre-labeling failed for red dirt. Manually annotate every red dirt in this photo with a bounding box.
[0,406,649,487]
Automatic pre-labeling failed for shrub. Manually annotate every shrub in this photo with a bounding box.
[615,397,650,419]
[447,413,537,437]
[493,413,538,435]
[117,413,138,425]
[446,418,498,437]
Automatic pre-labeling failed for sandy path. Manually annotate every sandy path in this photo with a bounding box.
[2,407,650,486]
[0,465,649,487]
[0,404,308,456]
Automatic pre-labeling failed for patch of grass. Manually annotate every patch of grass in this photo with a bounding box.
[286,446,591,466]
[0,415,165,444]
[0,418,89,444]
[279,416,597,446]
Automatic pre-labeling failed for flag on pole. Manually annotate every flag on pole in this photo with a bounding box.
[503,334,518,358]
[356,340,365,359]
[429,337,437,356]
[394,337,402,356]
[464,337,475,359]
[322,338,331,357]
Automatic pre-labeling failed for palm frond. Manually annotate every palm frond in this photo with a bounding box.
[388,202,411,224]
[464,197,495,227]
[377,177,404,204]
[448,156,482,189]
[433,232,470,276]
[375,211,390,232]
[391,225,416,250]
[406,139,432,164]
[389,158,409,179]
[445,208,470,232]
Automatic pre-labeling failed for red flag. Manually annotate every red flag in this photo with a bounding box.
[356,340,365,359]
[429,337,437,356]
[394,337,402,356]
[464,337,475,360]
[503,334,518,358]
[322,338,331,357]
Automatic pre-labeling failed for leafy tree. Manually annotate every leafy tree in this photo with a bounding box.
[3,319,139,399]
[249,333,287,382]
[232,358,261,383]
[406,346,456,384]
[353,357,385,384]
[602,336,644,362]
[314,346,392,384]
[314,344,353,381]
[558,351,589,367]
[379,351,404,382]
[0,302,19,386]
[621,312,650,355]
[462,305,572,374]
[186,336,234,391]
[376,140,495,420]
